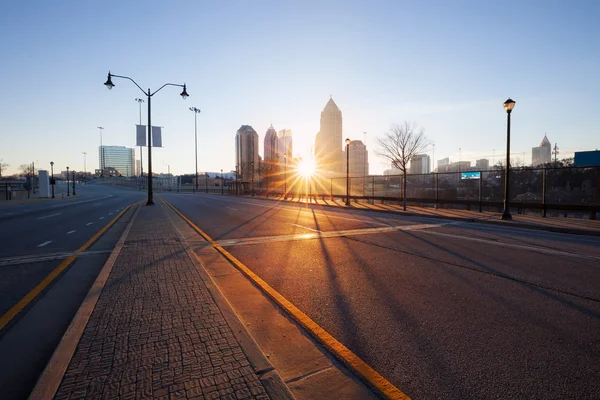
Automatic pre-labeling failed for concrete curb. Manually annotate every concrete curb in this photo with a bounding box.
[162,200,296,400]
[28,204,140,400]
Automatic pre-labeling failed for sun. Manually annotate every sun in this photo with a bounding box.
[297,158,316,178]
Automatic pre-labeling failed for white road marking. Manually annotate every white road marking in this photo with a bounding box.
[289,223,322,233]
[86,222,93,226]
[226,207,238,211]
[37,241,52,247]
[67,230,76,235]
[421,230,600,261]
[108,213,113,215]
[37,213,61,220]
[99,217,104,220]
[4,213,15,216]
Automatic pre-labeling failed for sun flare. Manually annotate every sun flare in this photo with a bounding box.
[297,159,316,178]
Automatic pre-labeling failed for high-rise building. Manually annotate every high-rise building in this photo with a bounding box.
[315,96,343,176]
[347,140,368,177]
[532,134,552,166]
[263,125,278,162]
[475,158,490,170]
[277,129,293,164]
[235,125,259,183]
[409,154,431,174]
[98,146,135,176]
[437,157,450,169]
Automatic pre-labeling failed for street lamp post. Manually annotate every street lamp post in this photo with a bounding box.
[104,72,188,205]
[97,127,104,174]
[135,98,144,177]
[82,152,87,184]
[50,161,55,199]
[66,166,70,196]
[72,171,76,195]
[345,138,351,206]
[189,107,201,193]
[501,98,516,220]
[284,154,287,199]
[221,169,224,194]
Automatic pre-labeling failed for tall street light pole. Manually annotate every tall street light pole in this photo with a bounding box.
[104,72,188,205]
[82,152,87,184]
[135,98,144,177]
[97,127,104,174]
[501,98,516,220]
[50,161,55,199]
[345,138,351,206]
[189,107,201,193]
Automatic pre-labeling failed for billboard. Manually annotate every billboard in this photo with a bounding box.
[574,151,600,167]
[461,171,481,180]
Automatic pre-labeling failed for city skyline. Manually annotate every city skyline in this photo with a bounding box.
[1,2,599,177]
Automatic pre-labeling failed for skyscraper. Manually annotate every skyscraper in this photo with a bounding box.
[347,140,368,177]
[409,154,431,174]
[98,146,135,177]
[263,125,278,162]
[532,134,552,166]
[315,96,343,176]
[277,129,293,164]
[235,125,259,183]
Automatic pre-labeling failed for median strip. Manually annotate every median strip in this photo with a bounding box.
[163,198,410,400]
[0,203,135,332]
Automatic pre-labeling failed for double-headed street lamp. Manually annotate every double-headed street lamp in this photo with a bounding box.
[189,107,201,193]
[345,138,351,206]
[104,72,188,205]
[50,161,55,199]
[501,98,516,220]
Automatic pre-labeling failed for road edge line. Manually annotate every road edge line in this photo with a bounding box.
[0,203,137,332]
[28,202,141,400]
[163,199,410,400]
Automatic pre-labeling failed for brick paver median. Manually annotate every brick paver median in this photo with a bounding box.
[54,203,270,400]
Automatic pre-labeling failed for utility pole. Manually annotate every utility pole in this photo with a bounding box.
[553,143,559,167]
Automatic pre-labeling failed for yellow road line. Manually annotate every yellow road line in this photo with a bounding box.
[164,199,410,400]
[0,203,136,331]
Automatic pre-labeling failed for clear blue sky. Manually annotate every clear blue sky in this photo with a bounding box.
[1,0,599,176]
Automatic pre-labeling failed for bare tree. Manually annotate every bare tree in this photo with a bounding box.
[377,122,429,210]
[0,159,8,177]
[18,163,34,177]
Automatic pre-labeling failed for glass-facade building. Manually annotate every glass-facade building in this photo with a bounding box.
[99,146,135,176]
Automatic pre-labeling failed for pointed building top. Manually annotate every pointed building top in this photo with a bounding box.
[323,96,339,112]
[540,134,551,147]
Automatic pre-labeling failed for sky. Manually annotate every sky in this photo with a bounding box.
[1,0,599,176]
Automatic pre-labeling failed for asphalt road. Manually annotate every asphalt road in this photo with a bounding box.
[0,184,144,399]
[162,193,600,400]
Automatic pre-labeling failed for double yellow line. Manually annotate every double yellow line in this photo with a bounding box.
[0,204,135,331]
[164,199,410,400]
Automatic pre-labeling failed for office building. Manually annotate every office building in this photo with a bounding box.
[278,129,293,164]
[235,125,259,183]
[98,146,135,177]
[437,157,450,169]
[532,134,552,166]
[475,158,490,170]
[347,140,368,177]
[315,96,343,176]
[263,125,278,163]
[409,154,431,174]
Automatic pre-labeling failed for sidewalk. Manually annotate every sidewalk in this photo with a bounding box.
[32,203,283,400]
[259,195,600,236]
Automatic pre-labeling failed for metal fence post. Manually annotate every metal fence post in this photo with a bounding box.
[542,168,547,217]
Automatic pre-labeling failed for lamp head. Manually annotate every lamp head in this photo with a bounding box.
[180,84,189,99]
[50,161,54,166]
[503,98,515,113]
[104,72,114,90]
[345,138,351,145]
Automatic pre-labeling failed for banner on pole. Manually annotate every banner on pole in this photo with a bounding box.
[152,126,163,148]
[136,125,147,146]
